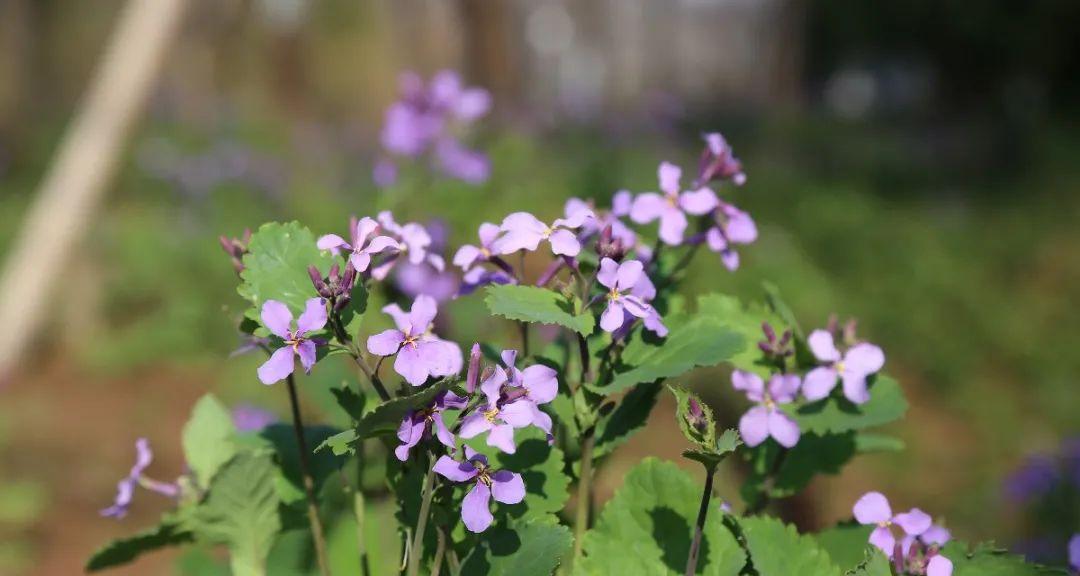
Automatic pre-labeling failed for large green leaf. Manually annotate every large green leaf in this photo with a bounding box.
[190,452,282,576]
[466,427,572,524]
[182,394,239,488]
[794,375,907,435]
[740,516,839,576]
[484,285,595,335]
[578,458,745,576]
[237,221,334,319]
[942,542,1069,576]
[85,516,193,572]
[593,381,661,460]
[460,517,573,576]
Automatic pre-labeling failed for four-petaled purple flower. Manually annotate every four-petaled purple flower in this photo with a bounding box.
[630,162,719,246]
[596,258,666,336]
[366,295,462,385]
[317,216,400,273]
[434,447,525,533]
[492,209,594,257]
[803,329,885,404]
[705,202,758,271]
[697,132,746,187]
[101,438,179,519]
[257,298,327,385]
[732,371,801,448]
[395,391,468,461]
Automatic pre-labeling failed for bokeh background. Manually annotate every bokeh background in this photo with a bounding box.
[1,0,1078,574]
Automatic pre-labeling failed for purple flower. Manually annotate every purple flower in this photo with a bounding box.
[732,371,801,448]
[596,258,666,336]
[853,492,933,557]
[1069,534,1080,572]
[433,447,525,533]
[101,439,179,519]
[697,132,746,187]
[257,298,327,385]
[366,295,462,386]
[395,391,468,461]
[317,216,400,273]
[629,162,719,245]
[492,209,594,257]
[231,404,278,432]
[802,329,885,405]
[704,202,757,271]
[458,351,557,453]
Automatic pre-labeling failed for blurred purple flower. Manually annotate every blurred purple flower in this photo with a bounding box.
[803,329,885,405]
[433,447,524,533]
[257,298,327,385]
[395,391,468,461]
[630,162,718,246]
[101,439,179,519]
[366,295,462,385]
[732,371,801,448]
[231,404,279,432]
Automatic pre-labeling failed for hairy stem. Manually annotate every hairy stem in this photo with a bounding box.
[685,466,716,576]
[572,431,596,563]
[285,375,332,576]
[406,454,439,576]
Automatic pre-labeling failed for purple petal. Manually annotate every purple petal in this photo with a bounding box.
[807,330,841,362]
[296,298,327,334]
[658,161,682,196]
[926,556,953,576]
[600,300,625,333]
[853,492,893,525]
[461,483,494,533]
[458,413,493,439]
[257,346,296,385]
[629,193,667,224]
[739,406,770,447]
[844,343,885,376]
[487,424,517,454]
[615,260,644,290]
[894,508,932,536]
[521,365,558,404]
[679,188,719,215]
[395,343,431,386]
[767,374,801,404]
[491,471,526,504]
[658,208,688,246]
[597,257,620,289]
[296,340,317,373]
[260,300,293,339]
[433,455,478,482]
[767,409,800,448]
[868,526,896,556]
[548,229,581,257]
[317,233,350,252]
[732,370,765,400]
[366,329,405,357]
[801,367,839,402]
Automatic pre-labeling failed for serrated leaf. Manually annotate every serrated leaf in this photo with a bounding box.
[942,541,1070,575]
[85,516,193,572]
[237,221,334,319]
[182,394,239,488]
[602,313,744,395]
[813,523,873,571]
[191,452,282,576]
[741,516,839,576]
[460,517,573,576]
[484,285,595,335]
[794,376,907,434]
[467,427,572,523]
[593,381,661,460]
[578,458,744,576]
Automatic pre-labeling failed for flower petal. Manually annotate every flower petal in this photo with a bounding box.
[260,300,293,339]
[739,406,771,447]
[491,471,526,504]
[807,330,841,362]
[461,483,494,533]
[257,347,295,385]
[853,492,893,525]
[802,367,838,402]
[366,329,404,357]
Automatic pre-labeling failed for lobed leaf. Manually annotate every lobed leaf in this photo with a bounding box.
[484,284,595,335]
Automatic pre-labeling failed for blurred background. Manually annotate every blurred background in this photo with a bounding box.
[1,0,1078,574]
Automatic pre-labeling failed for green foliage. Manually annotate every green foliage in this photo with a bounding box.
[237,221,334,321]
[182,394,239,488]
[740,516,839,576]
[942,542,1070,575]
[484,285,595,335]
[794,376,908,435]
[190,452,282,576]
[461,517,573,576]
[578,458,745,576]
[85,516,194,572]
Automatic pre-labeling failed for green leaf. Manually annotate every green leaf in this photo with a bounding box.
[85,517,193,572]
[237,221,334,319]
[668,385,717,450]
[578,458,745,576]
[182,394,239,488]
[190,452,282,576]
[740,516,839,576]
[467,427,572,523]
[484,285,595,335]
[460,517,573,576]
[812,523,873,571]
[794,375,908,435]
[602,312,744,395]
[593,381,661,460]
[942,541,1070,576]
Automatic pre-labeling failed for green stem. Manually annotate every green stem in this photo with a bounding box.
[684,466,716,576]
[572,431,596,563]
[285,374,332,576]
[406,454,439,576]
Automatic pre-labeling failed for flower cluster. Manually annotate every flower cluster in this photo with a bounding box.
[375,70,491,186]
[854,492,953,576]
